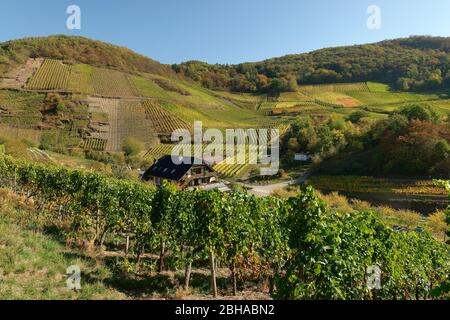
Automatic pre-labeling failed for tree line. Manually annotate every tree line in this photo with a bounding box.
[282,104,450,176]
[173,36,450,94]
[0,155,449,299]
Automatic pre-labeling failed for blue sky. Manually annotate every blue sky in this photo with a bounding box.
[1,0,450,64]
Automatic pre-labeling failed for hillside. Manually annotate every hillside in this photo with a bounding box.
[0,35,449,184]
[0,35,171,76]
[174,36,450,93]
[0,35,449,301]
[0,155,448,300]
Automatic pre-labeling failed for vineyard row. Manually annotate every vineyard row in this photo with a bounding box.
[1,155,448,300]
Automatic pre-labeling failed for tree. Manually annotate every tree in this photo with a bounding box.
[433,140,450,162]
[122,138,145,156]
[347,111,369,124]
[397,104,441,123]
[286,77,298,92]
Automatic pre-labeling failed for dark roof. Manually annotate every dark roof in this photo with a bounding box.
[142,155,211,181]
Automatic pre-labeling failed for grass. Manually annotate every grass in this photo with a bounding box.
[348,90,441,106]
[298,82,369,94]
[0,125,41,146]
[142,100,191,134]
[311,92,362,107]
[0,90,44,127]
[278,91,314,102]
[306,175,448,195]
[0,189,270,300]
[0,201,126,299]
[426,99,450,115]
[367,82,390,92]
[273,186,448,241]
[68,64,95,94]
[129,74,171,99]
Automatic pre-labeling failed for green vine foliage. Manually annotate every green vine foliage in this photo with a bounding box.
[0,155,449,299]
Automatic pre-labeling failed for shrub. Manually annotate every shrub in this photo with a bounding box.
[122,138,145,156]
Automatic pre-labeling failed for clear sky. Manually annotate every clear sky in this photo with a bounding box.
[1,0,450,64]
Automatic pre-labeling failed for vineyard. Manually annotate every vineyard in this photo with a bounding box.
[26,60,71,90]
[144,144,209,161]
[85,98,157,152]
[298,82,370,95]
[116,100,156,149]
[213,150,259,178]
[81,138,107,151]
[0,155,449,299]
[145,126,287,179]
[90,67,139,97]
[26,60,140,97]
[85,97,119,151]
[0,90,44,128]
[311,92,363,107]
[270,101,322,115]
[67,64,95,94]
[307,175,449,196]
[68,64,140,97]
[278,91,314,102]
[142,100,191,134]
[258,87,368,114]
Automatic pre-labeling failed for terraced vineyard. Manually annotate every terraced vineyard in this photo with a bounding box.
[258,102,277,111]
[91,68,139,97]
[85,98,156,152]
[26,59,71,90]
[0,90,44,127]
[116,100,156,149]
[213,148,259,178]
[311,92,363,107]
[270,101,322,114]
[81,138,107,151]
[27,60,140,97]
[298,82,370,94]
[144,144,175,160]
[145,143,222,162]
[68,64,95,94]
[274,101,318,109]
[278,91,315,102]
[86,97,118,151]
[142,100,191,134]
[69,64,140,97]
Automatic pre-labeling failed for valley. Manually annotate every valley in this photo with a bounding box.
[0,35,449,300]
[1,48,449,213]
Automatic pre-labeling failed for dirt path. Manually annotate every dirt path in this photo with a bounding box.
[245,172,310,196]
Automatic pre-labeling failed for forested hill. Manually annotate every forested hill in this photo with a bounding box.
[2,35,450,94]
[0,35,172,76]
[173,36,450,93]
